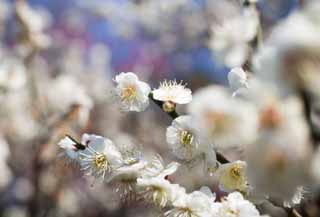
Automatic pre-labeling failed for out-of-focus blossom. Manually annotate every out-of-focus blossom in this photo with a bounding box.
[216,160,248,193]
[188,86,258,150]
[246,98,312,199]
[45,75,93,126]
[15,1,51,50]
[0,57,26,93]
[152,80,192,104]
[79,134,123,180]
[113,72,151,112]
[166,115,202,161]
[254,9,320,98]
[209,6,259,67]
[228,67,249,97]
[137,176,184,208]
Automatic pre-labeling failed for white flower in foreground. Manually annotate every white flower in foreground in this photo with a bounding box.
[106,159,147,183]
[228,67,249,97]
[216,161,248,193]
[188,86,258,149]
[137,176,184,208]
[165,187,218,217]
[209,7,259,67]
[217,192,264,217]
[166,115,203,161]
[79,134,123,180]
[142,155,180,179]
[107,160,147,201]
[114,72,151,112]
[152,80,192,104]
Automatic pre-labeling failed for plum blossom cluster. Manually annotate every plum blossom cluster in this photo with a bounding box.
[52,1,320,217]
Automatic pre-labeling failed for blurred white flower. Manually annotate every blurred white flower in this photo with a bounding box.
[15,1,51,49]
[142,155,179,179]
[217,192,264,217]
[166,115,203,161]
[228,67,249,97]
[152,80,192,104]
[246,97,312,199]
[216,160,248,193]
[114,72,151,112]
[137,176,184,208]
[46,75,93,125]
[254,10,320,98]
[209,7,259,67]
[79,134,123,180]
[165,187,218,217]
[0,57,26,92]
[188,86,258,149]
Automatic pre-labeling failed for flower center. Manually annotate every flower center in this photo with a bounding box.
[206,111,231,134]
[259,105,282,129]
[230,164,242,181]
[226,208,240,217]
[121,85,137,102]
[180,130,194,146]
[94,153,108,170]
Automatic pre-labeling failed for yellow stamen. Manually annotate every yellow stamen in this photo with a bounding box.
[121,85,137,102]
[94,153,107,170]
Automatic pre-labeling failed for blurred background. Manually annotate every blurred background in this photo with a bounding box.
[0,0,304,217]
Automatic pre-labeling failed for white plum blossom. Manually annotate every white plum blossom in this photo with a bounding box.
[152,80,192,105]
[137,176,184,208]
[113,72,151,112]
[216,160,248,193]
[217,192,264,217]
[79,134,124,180]
[165,187,219,217]
[209,7,259,67]
[142,155,180,179]
[107,160,147,183]
[228,67,249,97]
[166,115,203,161]
[188,85,258,149]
